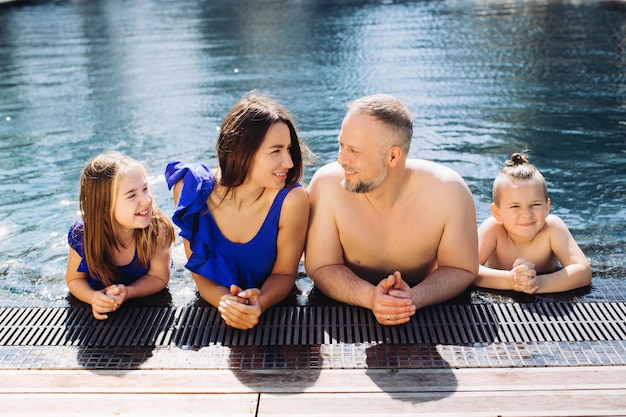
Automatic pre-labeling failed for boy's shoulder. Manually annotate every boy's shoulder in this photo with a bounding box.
[478,216,501,231]
[544,214,571,234]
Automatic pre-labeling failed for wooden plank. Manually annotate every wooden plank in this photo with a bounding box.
[258,391,626,417]
[1,366,625,394]
[2,367,625,416]
[2,391,625,417]
[0,393,257,417]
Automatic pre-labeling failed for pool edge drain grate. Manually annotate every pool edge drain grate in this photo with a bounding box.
[0,302,624,370]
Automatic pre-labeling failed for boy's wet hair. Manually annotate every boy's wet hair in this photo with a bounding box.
[504,152,534,178]
[492,151,548,206]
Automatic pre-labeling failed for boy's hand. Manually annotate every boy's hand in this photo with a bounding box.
[511,258,538,294]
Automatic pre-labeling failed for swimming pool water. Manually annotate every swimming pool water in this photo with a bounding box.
[0,0,624,307]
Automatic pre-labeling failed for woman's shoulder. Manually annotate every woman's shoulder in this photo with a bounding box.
[274,185,308,235]
[166,161,215,210]
[277,185,309,227]
[282,184,309,209]
[166,162,217,235]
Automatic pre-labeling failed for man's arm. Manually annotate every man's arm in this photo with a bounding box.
[304,165,374,307]
[410,179,478,309]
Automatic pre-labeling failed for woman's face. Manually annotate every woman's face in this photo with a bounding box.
[245,122,294,189]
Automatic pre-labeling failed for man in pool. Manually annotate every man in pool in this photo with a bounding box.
[304,94,478,325]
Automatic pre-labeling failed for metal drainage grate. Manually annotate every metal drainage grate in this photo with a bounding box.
[0,306,177,347]
[0,302,624,348]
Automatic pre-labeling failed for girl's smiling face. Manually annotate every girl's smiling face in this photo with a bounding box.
[113,167,153,232]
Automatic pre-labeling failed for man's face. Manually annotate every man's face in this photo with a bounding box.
[337,112,389,193]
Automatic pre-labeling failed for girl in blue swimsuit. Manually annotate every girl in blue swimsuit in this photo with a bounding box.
[66,151,175,320]
[165,93,310,330]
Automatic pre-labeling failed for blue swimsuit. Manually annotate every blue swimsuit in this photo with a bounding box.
[68,222,150,290]
[164,161,300,290]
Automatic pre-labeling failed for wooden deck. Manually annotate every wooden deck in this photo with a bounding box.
[2,366,626,416]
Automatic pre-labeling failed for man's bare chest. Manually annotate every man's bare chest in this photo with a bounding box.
[335,207,441,261]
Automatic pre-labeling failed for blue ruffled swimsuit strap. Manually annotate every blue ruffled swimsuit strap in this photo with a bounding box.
[164,161,215,241]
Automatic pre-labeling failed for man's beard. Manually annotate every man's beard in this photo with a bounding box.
[342,166,387,194]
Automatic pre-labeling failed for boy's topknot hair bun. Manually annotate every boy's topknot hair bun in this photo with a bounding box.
[506,152,529,167]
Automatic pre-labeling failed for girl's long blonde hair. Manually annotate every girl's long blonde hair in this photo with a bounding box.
[79,151,174,287]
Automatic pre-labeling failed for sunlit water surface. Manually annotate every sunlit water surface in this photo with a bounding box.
[0,0,624,307]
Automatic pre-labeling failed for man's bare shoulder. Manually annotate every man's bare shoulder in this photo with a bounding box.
[405,159,472,204]
[311,161,343,179]
[308,162,344,195]
[406,158,466,183]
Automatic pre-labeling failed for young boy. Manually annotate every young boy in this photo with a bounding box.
[474,152,592,294]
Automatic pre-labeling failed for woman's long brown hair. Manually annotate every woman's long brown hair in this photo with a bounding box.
[216,93,311,197]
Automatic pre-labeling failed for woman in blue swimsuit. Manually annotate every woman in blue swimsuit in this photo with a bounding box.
[165,93,310,330]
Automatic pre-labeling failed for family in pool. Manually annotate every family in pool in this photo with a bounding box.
[65,92,592,327]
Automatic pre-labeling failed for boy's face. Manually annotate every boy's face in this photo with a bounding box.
[491,180,550,239]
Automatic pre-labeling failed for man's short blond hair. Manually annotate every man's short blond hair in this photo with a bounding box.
[347,94,413,154]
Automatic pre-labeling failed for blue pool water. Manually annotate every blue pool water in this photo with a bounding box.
[0,0,624,307]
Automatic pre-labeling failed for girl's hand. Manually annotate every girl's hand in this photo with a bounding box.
[90,290,118,320]
[105,284,129,306]
[218,285,262,330]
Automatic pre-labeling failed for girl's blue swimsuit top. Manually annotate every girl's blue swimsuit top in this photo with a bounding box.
[68,221,150,290]
[164,161,301,290]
